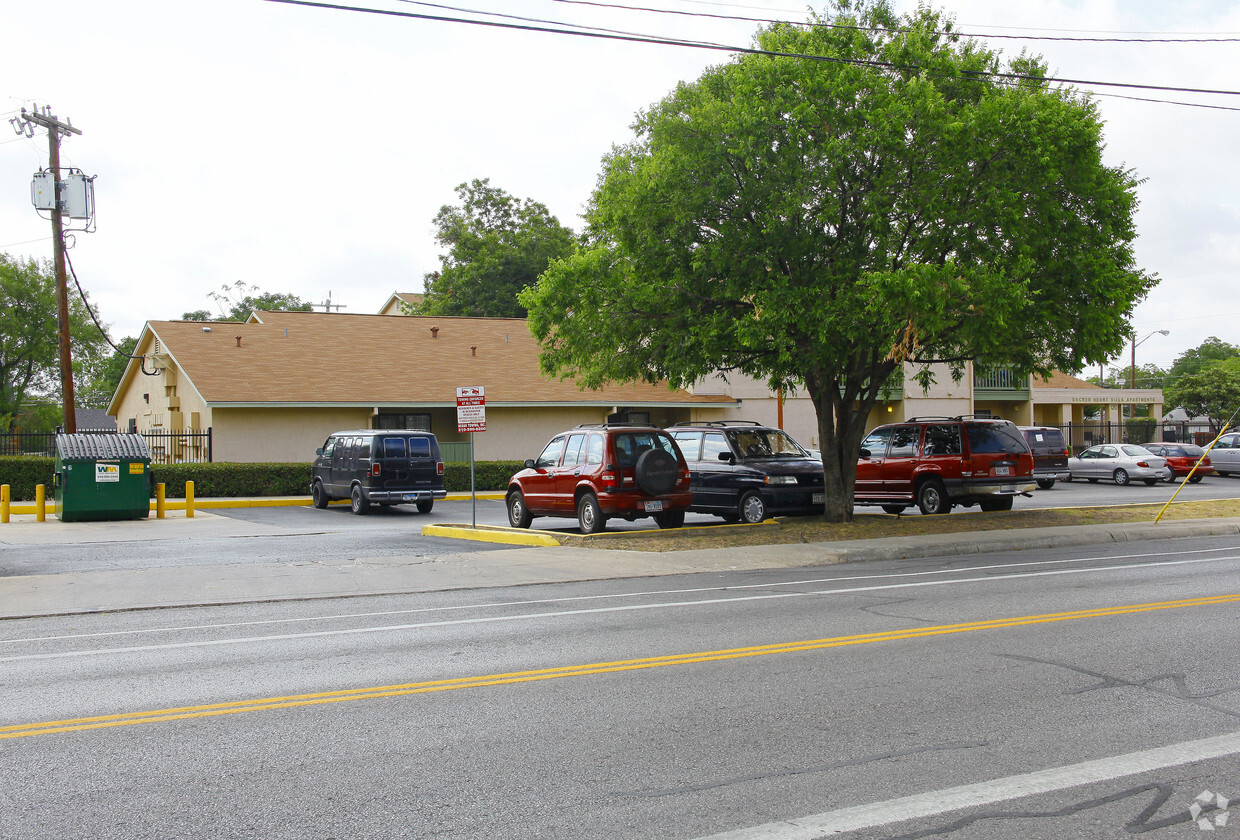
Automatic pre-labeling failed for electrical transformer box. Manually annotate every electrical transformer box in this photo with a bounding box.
[62,172,94,220]
[30,171,56,210]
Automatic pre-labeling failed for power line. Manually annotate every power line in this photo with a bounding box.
[264,0,1240,108]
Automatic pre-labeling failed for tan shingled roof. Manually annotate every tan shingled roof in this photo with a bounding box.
[152,312,734,406]
[1033,371,1107,391]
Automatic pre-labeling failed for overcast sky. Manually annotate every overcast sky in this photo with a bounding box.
[3,0,1238,376]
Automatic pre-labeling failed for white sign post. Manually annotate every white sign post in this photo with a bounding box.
[456,386,486,526]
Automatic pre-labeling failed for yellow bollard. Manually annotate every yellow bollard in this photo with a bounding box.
[35,484,45,522]
[1,484,9,524]
[156,483,166,519]
[186,480,195,518]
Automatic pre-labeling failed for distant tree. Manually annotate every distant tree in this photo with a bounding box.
[414,179,577,318]
[1164,358,1240,433]
[521,1,1153,522]
[182,281,312,321]
[78,336,139,408]
[0,255,111,432]
[1166,337,1240,383]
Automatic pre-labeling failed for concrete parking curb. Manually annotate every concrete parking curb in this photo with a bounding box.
[422,524,562,547]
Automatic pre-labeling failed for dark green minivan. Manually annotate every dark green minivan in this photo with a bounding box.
[311,430,446,515]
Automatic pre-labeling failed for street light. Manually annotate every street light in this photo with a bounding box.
[1131,329,1170,391]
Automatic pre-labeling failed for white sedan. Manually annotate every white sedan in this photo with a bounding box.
[1066,444,1170,486]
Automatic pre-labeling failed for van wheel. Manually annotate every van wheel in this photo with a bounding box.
[416,499,434,513]
[738,491,767,524]
[980,496,1013,512]
[507,490,533,529]
[1113,469,1130,486]
[311,481,329,509]
[916,480,950,515]
[350,485,370,515]
[1036,478,1055,490]
[577,493,605,534]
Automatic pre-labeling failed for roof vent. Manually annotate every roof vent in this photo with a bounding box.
[235,335,243,347]
[430,326,439,339]
[202,326,212,333]
[471,345,477,357]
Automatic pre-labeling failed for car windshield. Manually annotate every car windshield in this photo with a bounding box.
[965,422,1028,455]
[728,429,808,458]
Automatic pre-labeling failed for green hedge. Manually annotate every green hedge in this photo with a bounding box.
[0,457,527,500]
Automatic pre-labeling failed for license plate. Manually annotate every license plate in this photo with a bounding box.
[644,500,663,512]
[402,493,419,502]
[812,493,824,504]
[994,466,1010,476]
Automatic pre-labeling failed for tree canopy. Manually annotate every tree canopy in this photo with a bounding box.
[414,179,577,318]
[1164,359,1240,433]
[182,281,312,321]
[0,254,113,431]
[1167,337,1240,383]
[521,0,1154,521]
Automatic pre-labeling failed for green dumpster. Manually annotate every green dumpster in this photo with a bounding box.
[54,434,152,522]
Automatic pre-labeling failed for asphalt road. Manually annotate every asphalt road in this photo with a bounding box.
[2,534,1239,839]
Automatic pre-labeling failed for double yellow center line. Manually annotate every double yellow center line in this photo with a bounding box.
[5,593,1238,740]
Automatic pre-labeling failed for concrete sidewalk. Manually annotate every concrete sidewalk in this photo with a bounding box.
[2,505,1238,620]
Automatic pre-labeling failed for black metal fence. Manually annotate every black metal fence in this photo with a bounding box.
[0,428,213,463]
[1055,421,1219,453]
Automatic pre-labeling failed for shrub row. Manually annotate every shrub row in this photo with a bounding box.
[0,457,527,500]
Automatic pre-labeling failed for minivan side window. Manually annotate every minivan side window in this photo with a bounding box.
[702,433,730,461]
[358,439,371,459]
[672,431,702,461]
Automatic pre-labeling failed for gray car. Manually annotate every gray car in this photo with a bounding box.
[1066,444,1169,486]
[1210,432,1240,477]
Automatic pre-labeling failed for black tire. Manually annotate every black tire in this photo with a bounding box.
[655,510,685,529]
[350,484,370,515]
[1086,477,1099,483]
[980,496,1014,512]
[311,481,329,509]
[881,505,907,515]
[1189,475,1204,484]
[507,490,533,529]
[634,448,679,496]
[416,499,434,513]
[1162,470,1177,483]
[577,493,605,534]
[1062,473,1074,483]
[916,480,950,515]
[1036,478,1055,490]
[1113,468,1130,486]
[738,491,767,524]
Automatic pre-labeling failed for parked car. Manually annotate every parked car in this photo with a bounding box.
[1142,442,1213,483]
[311,429,446,515]
[1210,431,1240,476]
[668,421,825,523]
[1018,426,1071,489]
[1065,444,1169,485]
[506,424,693,534]
[855,416,1036,515]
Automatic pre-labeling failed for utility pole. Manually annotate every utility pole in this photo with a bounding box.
[15,105,82,432]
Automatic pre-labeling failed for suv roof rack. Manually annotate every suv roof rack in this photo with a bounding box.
[905,416,959,422]
[573,422,657,429]
[671,420,763,428]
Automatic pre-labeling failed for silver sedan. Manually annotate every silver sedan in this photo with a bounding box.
[1066,444,1170,486]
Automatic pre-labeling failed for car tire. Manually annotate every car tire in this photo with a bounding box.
[916,479,951,515]
[416,499,434,513]
[738,491,767,524]
[1189,475,1204,484]
[350,485,370,515]
[577,493,605,534]
[881,505,908,515]
[507,490,533,529]
[1162,471,1177,483]
[1113,468,1130,486]
[980,496,1014,512]
[1143,479,1157,486]
[1062,473,1073,483]
[312,481,329,509]
[634,448,678,496]
[655,510,685,529]
[1036,478,1055,490]
[1086,477,1099,483]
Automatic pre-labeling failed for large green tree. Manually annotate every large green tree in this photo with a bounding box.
[415,179,576,318]
[0,255,111,431]
[1164,359,1240,434]
[182,281,312,321]
[521,1,1154,521]
[1166,337,1240,384]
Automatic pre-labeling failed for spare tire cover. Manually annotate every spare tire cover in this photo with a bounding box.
[635,448,679,497]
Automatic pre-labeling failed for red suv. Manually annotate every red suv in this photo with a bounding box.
[506,424,693,533]
[856,417,1036,514]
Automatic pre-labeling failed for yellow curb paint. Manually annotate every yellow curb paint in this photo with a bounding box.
[421,524,560,547]
[5,593,1237,741]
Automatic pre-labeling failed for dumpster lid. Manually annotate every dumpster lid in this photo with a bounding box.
[55,433,151,460]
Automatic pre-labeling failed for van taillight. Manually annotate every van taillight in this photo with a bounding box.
[437,461,444,475]
[371,463,381,477]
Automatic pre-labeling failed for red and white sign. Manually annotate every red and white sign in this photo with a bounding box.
[456,385,486,433]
